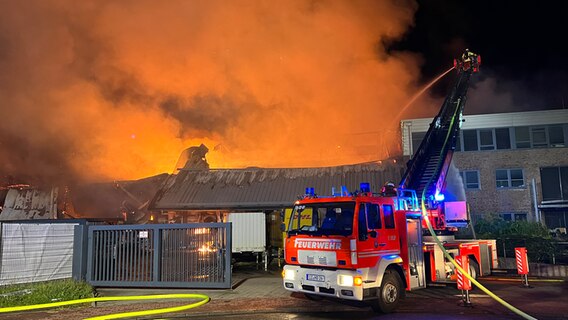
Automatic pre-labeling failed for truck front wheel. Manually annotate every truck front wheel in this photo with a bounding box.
[371,270,402,313]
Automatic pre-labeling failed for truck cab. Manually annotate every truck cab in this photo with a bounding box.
[282,185,426,313]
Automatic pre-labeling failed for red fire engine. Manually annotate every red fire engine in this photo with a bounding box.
[282,52,496,313]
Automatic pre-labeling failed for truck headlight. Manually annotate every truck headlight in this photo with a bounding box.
[338,275,353,286]
[338,275,362,286]
[283,269,295,280]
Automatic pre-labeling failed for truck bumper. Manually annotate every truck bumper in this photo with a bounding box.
[282,265,371,301]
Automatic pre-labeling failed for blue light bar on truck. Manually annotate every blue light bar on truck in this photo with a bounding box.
[305,187,315,197]
[360,182,371,193]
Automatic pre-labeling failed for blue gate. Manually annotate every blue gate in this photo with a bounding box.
[86,223,231,288]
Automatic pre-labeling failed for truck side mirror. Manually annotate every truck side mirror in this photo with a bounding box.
[369,230,378,238]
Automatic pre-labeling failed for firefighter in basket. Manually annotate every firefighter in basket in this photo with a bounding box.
[460,48,479,72]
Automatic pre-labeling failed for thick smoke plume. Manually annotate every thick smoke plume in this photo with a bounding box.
[0,0,437,184]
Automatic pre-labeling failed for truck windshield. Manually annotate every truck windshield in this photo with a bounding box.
[287,202,355,236]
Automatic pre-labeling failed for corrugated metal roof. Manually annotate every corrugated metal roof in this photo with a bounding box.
[149,162,405,210]
[0,188,58,220]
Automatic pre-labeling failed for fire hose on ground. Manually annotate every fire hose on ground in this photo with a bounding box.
[0,293,210,320]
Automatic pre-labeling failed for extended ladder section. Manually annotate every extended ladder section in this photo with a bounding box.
[399,58,479,202]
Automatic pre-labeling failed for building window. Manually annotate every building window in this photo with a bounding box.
[411,132,426,155]
[460,170,480,189]
[463,130,478,151]
[495,128,511,149]
[414,123,565,154]
[500,213,528,221]
[514,127,531,149]
[540,167,568,201]
[549,126,565,147]
[531,127,548,148]
[544,210,568,229]
[496,169,525,188]
[479,129,495,150]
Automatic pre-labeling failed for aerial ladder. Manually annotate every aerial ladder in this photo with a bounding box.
[399,51,481,232]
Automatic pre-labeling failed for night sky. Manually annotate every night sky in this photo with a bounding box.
[390,0,568,113]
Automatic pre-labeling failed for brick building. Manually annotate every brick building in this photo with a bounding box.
[401,109,568,229]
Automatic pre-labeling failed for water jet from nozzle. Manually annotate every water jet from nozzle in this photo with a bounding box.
[394,66,455,123]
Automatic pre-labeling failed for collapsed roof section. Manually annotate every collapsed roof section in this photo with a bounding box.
[0,187,59,220]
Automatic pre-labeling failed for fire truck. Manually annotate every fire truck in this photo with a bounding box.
[282,52,496,313]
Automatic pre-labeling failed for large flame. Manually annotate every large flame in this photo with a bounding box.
[0,0,440,184]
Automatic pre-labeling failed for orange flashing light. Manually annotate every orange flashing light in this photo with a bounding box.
[354,276,363,286]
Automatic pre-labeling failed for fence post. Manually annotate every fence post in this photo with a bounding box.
[72,224,89,281]
[226,223,232,288]
[153,226,162,283]
[0,222,3,278]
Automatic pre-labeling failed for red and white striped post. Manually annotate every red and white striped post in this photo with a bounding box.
[515,247,530,287]
[456,255,472,306]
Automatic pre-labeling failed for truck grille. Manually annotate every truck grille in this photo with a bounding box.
[319,287,335,294]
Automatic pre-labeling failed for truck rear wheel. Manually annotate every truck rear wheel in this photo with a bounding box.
[371,270,402,313]
[469,259,479,280]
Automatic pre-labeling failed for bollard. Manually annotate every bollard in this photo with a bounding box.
[515,247,531,288]
[456,255,472,306]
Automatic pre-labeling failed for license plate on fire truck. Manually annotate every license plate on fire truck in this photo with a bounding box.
[306,274,325,282]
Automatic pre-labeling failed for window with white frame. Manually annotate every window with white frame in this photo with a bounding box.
[514,127,531,149]
[423,124,565,152]
[531,127,548,148]
[462,130,478,151]
[495,128,511,149]
[460,170,480,189]
[479,129,495,150]
[496,169,525,188]
[548,126,565,147]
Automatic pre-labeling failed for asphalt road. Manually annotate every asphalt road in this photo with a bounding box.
[1,268,566,320]
[176,278,568,320]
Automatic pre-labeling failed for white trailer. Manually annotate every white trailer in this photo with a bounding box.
[227,212,268,270]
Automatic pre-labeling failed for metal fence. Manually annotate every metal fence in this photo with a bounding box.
[86,223,232,288]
